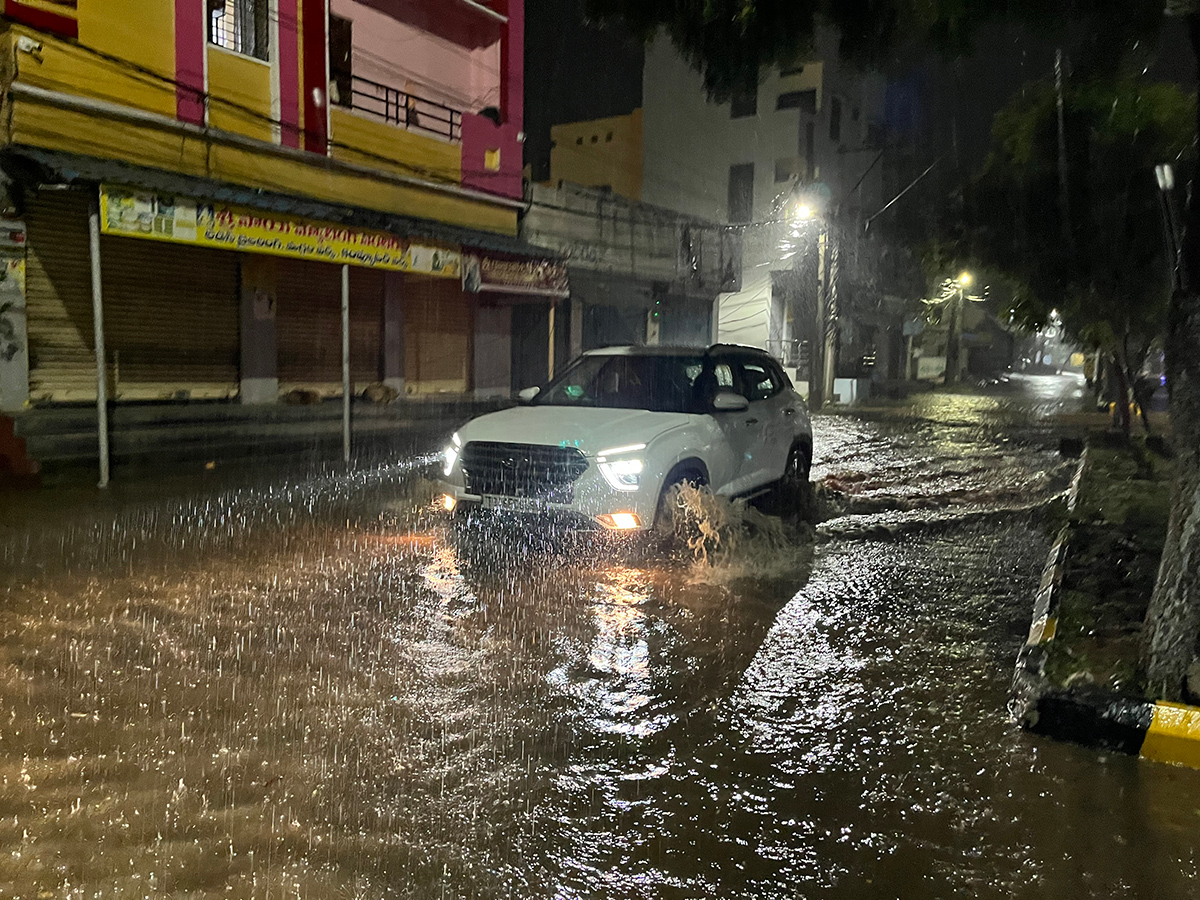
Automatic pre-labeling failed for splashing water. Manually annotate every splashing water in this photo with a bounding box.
[658,483,814,583]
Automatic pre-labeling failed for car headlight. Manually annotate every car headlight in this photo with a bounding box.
[598,457,643,491]
[443,432,461,477]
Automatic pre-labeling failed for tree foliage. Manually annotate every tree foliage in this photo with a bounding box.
[973,75,1195,362]
[584,0,1165,99]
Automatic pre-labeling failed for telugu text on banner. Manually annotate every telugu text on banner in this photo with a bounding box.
[100,185,462,279]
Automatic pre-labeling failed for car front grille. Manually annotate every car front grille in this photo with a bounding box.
[460,441,589,502]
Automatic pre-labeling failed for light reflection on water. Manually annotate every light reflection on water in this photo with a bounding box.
[2,377,1199,898]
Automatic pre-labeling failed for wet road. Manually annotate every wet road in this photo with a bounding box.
[3,374,1200,898]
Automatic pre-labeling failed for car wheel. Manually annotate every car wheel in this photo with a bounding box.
[652,468,707,542]
[771,442,815,522]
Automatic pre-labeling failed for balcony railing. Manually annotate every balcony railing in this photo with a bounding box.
[341,75,463,143]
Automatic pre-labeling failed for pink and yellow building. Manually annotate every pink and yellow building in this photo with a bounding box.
[0,0,561,407]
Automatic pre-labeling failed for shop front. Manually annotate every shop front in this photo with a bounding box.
[12,175,565,482]
[24,189,241,403]
[461,251,570,395]
[96,184,466,402]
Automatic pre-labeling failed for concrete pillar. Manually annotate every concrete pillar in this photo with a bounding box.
[383,272,405,394]
[474,305,511,399]
[0,240,28,412]
[569,295,583,360]
[239,255,279,404]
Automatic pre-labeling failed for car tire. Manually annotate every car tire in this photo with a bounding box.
[769,441,815,522]
[652,467,707,543]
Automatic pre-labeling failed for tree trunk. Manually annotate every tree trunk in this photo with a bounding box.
[1111,352,1131,436]
[1140,11,1200,701]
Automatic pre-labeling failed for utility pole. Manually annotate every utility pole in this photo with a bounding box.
[810,226,828,409]
[1055,49,1074,252]
[945,285,962,384]
[945,272,973,384]
[821,225,838,404]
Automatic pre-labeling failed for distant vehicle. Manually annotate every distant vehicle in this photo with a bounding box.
[438,344,814,533]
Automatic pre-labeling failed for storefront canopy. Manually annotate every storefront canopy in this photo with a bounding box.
[1,146,560,262]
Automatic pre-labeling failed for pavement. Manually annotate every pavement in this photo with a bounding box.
[0,395,505,488]
[1010,446,1200,771]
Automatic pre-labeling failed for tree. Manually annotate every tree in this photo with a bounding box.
[587,0,1200,700]
[1142,7,1200,701]
[972,74,1194,431]
[584,0,1163,98]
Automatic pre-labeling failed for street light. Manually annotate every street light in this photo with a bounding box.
[792,202,814,221]
[945,271,983,384]
[783,200,835,408]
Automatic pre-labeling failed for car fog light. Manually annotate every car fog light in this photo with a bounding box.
[597,512,641,530]
[442,494,457,512]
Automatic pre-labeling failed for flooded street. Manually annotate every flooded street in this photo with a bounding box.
[3,375,1200,899]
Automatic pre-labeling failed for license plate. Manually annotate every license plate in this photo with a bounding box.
[480,495,545,512]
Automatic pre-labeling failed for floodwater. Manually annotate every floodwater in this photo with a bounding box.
[2,374,1199,899]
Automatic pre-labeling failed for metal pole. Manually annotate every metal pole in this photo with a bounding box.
[88,196,110,488]
[547,302,556,380]
[341,264,350,464]
[946,286,963,384]
[811,227,829,409]
[823,226,838,403]
[1054,49,1074,252]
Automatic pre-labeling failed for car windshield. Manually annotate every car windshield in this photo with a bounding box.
[535,353,708,413]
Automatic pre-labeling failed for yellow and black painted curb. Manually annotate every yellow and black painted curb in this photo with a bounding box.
[1009,449,1200,769]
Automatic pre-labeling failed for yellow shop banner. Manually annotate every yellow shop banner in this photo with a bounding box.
[99,185,461,279]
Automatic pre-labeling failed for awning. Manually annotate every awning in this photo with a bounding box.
[1,146,560,261]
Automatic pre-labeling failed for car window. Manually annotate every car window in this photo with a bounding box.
[536,353,708,413]
[714,363,734,388]
[739,360,781,402]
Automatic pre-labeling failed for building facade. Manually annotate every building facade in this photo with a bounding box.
[640,31,888,395]
[0,0,563,412]
[543,30,891,398]
[521,181,734,380]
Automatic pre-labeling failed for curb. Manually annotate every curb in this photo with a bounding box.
[1009,448,1200,769]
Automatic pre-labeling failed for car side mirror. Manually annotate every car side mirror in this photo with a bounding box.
[517,386,540,404]
[711,390,749,413]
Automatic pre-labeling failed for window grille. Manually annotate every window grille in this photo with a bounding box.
[209,0,270,61]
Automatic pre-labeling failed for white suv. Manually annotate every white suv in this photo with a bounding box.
[439,345,813,532]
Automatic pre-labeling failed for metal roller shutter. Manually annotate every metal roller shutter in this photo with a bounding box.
[25,191,97,402]
[276,260,384,394]
[403,275,471,395]
[25,190,239,403]
[100,235,239,399]
[349,267,384,386]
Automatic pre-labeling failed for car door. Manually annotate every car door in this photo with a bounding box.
[733,355,792,487]
[704,355,759,496]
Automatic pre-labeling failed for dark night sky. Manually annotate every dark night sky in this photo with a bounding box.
[894,18,1192,174]
[522,7,1192,186]
[523,0,643,181]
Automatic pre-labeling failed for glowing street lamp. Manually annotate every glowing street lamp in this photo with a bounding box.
[792,202,814,221]
[946,271,980,383]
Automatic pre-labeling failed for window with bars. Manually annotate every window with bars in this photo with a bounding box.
[209,0,270,61]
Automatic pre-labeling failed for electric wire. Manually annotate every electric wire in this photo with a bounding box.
[9,23,928,254]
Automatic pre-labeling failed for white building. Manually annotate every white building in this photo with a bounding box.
[640,31,887,388]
